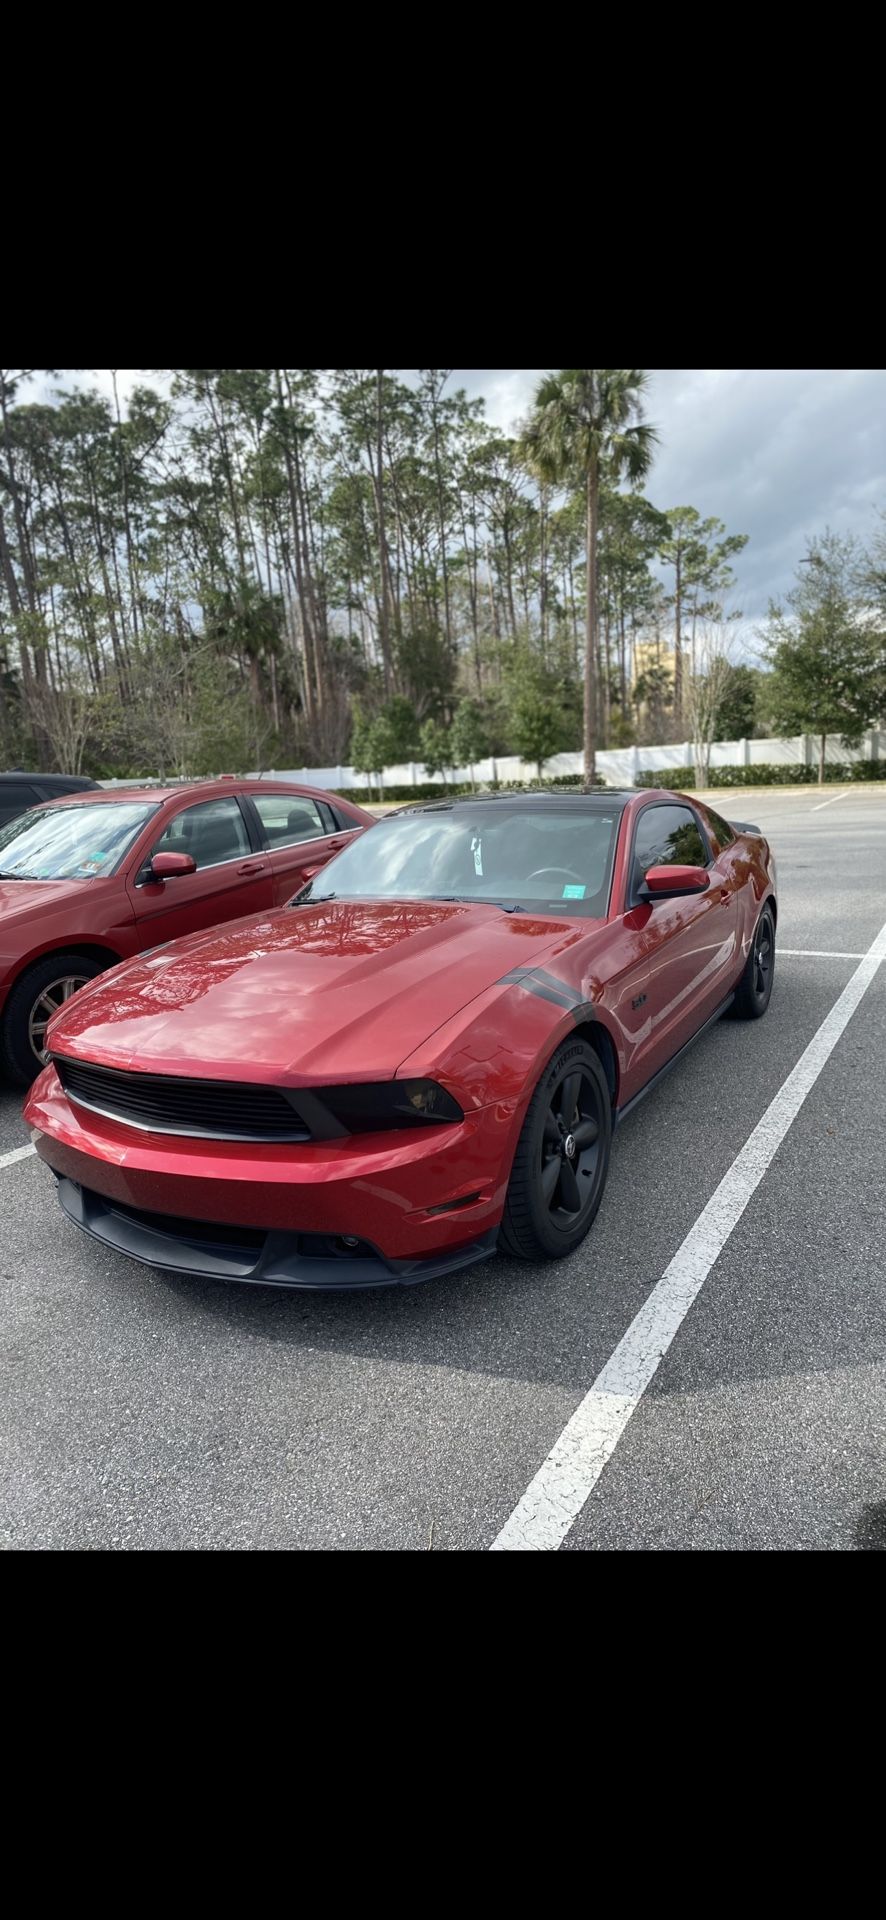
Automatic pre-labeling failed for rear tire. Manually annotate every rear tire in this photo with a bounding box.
[499,1037,612,1261]
[732,904,775,1020]
[1,952,106,1086]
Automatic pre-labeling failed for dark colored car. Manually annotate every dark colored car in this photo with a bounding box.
[0,778,374,1083]
[26,790,778,1290]
[0,772,98,827]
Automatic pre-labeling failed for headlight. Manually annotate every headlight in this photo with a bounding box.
[317,1079,463,1132]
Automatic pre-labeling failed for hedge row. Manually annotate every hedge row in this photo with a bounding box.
[333,774,606,804]
[634,760,882,790]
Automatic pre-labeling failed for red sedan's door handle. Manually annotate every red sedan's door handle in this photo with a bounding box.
[719,888,732,903]
[327,838,345,851]
[237,861,267,875]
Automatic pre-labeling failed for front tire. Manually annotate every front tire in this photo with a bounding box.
[732,904,775,1020]
[1,952,106,1086]
[499,1037,612,1261]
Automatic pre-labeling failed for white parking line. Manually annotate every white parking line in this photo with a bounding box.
[0,1143,35,1171]
[779,949,866,959]
[490,913,886,1552]
[811,791,847,811]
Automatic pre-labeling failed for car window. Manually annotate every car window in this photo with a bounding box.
[0,802,159,879]
[0,781,41,813]
[295,804,620,917]
[252,794,326,849]
[704,808,736,852]
[634,804,708,878]
[151,797,251,870]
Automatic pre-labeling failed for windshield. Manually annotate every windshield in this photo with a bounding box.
[0,802,159,881]
[295,805,619,918]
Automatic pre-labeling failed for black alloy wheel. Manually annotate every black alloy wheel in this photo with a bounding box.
[499,1037,612,1261]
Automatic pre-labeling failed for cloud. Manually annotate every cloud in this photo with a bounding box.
[448,368,886,619]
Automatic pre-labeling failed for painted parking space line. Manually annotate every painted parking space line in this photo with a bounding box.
[778,948,866,959]
[490,913,886,1553]
[0,1144,35,1172]
[811,791,848,812]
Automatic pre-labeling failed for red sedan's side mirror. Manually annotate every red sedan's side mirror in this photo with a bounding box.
[643,864,710,898]
[151,851,197,880]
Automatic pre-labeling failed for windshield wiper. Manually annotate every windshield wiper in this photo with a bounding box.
[0,869,39,880]
[429,895,525,912]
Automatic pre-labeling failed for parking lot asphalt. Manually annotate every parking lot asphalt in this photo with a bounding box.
[2,787,884,1551]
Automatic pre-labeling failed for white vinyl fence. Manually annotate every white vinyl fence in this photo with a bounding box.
[248,729,884,794]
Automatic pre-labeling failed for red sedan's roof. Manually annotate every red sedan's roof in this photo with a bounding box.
[39,778,346,807]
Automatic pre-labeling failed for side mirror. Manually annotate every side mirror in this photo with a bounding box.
[642,864,709,899]
[151,851,196,880]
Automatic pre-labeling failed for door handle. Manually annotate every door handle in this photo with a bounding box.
[327,838,345,851]
[237,861,267,875]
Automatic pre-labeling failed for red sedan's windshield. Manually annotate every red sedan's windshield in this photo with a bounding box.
[0,802,160,881]
[297,804,620,917]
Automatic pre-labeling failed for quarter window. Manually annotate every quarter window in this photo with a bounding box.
[633,804,708,882]
[704,808,736,852]
[252,794,326,849]
[150,797,251,871]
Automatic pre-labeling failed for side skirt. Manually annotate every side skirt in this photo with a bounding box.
[614,992,735,1128]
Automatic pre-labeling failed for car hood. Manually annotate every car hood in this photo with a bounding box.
[47,898,591,1082]
[0,875,94,928]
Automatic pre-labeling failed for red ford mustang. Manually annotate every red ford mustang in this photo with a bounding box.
[25,790,777,1288]
[0,778,373,1084]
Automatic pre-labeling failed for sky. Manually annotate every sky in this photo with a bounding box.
[26,367,886,622]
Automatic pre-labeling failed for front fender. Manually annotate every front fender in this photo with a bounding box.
[397,971,620,1165]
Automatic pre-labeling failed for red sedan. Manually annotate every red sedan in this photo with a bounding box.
[25,790,777,1287]
[0,779,373,1084]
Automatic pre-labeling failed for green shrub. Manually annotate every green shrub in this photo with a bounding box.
[634,760,881,790]
[332,774,606,804]
[710,760,882,787]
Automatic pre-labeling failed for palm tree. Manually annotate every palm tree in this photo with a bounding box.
[520,370,657,787]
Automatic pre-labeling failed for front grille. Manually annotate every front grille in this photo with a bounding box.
[54,1057,310,1142]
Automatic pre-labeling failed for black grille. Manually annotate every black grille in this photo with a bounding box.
[54,1057,310,1141]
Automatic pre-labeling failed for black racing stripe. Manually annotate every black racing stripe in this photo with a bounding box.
[570,1000,596,1024]
[498,967,581,1011]
[532,968,581,1004]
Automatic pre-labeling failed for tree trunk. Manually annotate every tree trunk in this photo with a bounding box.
[373,371,393,694]
[583,460,598,789]
[819,731,826,784]
[673,549,683,736]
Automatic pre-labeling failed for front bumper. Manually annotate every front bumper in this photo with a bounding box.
[26,1065,514,1288]
[54,1176,498,1289]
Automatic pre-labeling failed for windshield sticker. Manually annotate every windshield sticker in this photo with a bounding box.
[562,885,586,899]
[471,835,483,877]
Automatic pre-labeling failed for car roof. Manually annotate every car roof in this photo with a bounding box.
[0,771,96,785]
[27,778,338,807]
[395,789,636,815]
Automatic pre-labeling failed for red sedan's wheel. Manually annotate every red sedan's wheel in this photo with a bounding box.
[1,952,106,1087]
[732,905,775,1020]
[499,1037,612,1261]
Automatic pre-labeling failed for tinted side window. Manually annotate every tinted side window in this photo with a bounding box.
[704,808,736,852]
[151,797,251,870]
[0,782,40,815]
[634,805,708,877]
[252,794,326,849]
